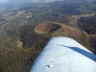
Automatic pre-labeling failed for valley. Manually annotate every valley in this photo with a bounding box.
[0,0,96,72]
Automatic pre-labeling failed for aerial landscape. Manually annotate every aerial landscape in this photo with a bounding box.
[0,0,96,72]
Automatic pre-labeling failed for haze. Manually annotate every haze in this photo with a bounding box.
[0,0,8,3]
[0,0,94,4]
[0,0,64,3]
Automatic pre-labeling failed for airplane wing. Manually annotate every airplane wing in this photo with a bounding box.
[31,37,96,72]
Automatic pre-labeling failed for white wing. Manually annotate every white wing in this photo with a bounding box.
[31,37,96,72]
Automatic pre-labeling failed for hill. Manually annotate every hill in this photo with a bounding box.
[0,1,96,72]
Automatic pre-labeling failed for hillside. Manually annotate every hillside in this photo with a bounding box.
[0,1,96,72]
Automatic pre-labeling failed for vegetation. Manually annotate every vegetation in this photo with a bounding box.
[78,16,96,34]
[0,1,96,72]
